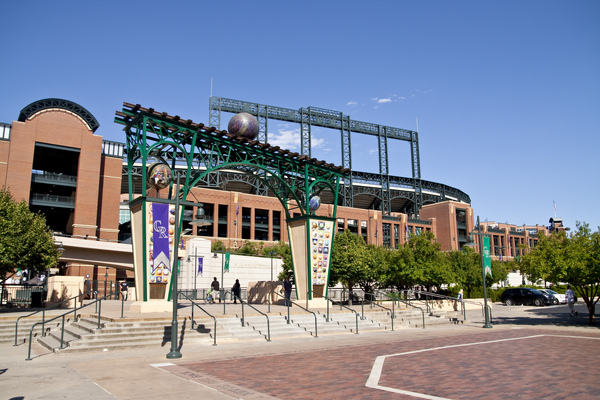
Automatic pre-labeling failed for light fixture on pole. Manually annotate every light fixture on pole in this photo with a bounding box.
[167,174,183,359]
[194,247,198,300]
[54,241,65,255]
[234,194,239,248]
[189,204,211,227]
[270,251,278,303]
[213,250,226,314]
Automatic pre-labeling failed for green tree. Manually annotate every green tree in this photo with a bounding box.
[0,187,60,279]
[521,222,600,325]
[404,231,454,291]
[490,259,509,287]
[329,230,369,300]
[381,244,413,290]
[357,244,387,299]
[447,248,480,297]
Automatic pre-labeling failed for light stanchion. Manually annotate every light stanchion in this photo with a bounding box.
[466,216,493,329]
[167,175,183,359]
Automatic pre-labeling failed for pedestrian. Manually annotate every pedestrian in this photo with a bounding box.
[283,276,293,307]
[455,288,464,311]
[232,279,241,304]
[211,277,221,303]
[565,285,577,317]
[119,281,128,301]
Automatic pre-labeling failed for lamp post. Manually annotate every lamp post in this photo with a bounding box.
[213,250,225,314]
[466,216,493,329]
[189,205,210,301]
[104,267,108,298]
[270,251,278,305]
[167,175,183,359]
[270,251,278,283]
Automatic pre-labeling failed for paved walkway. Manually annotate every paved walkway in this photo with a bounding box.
[1,301,598,399]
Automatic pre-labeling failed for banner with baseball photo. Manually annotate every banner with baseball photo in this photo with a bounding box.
[288,216,336,300]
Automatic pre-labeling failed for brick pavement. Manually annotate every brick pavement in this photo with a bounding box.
[160,328,600,400]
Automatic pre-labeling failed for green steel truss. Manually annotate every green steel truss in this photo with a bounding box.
[209,96,422,217]
[115,102,348,220]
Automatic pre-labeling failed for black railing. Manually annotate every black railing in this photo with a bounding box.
[268,290,319,338]
[309,290,359,334]
[25,292,117,360]
[178,292,217,346]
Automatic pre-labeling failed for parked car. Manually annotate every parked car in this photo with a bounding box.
[538,289,566,304]
[500,288,554,306]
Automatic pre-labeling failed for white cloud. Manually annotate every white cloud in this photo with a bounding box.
[369,91,429,107]
[267,125,326,152]
[346,101,358,106]
[268,127,300,150]
[312,137,326,148]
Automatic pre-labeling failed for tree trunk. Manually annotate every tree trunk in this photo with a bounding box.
[588,303,595,325]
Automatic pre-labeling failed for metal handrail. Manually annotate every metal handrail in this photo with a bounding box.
[309,290,359,334]
[383,290,426,329]
[268,290,319,338]
[340,288,366,320]
[25,292,116,360]
[233,292,271,341]
[178,292,217,346]
[405,289,484,320]
[15,293,84,346]
[358,291,396,331]
[486,304,493,323]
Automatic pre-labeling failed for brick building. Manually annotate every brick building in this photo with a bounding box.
[0,99,125,282]
[2,97,550,285]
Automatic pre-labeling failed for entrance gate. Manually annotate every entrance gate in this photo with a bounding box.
[115,102,348,303]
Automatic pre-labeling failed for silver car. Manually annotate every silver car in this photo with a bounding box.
[539,289,566,304]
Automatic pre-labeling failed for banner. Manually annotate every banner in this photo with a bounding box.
[224,252,230,272]
[483,236,492,277]
[197,257,203,275]
[151,203,172,283]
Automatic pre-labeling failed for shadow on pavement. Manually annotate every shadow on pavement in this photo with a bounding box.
[490,303,598,329]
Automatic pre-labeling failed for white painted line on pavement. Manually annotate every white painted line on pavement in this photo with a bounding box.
[366,334,598,399]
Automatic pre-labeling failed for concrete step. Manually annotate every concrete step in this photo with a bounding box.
[21,309,467,355]
[0,316,76,344]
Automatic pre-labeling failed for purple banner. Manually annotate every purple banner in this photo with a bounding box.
[152,203,171,275]
[197,257,203,275]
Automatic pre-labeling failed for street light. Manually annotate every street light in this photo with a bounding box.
[189,205,211,228]
[187,247,199,300]
[466,216,493,329]
[167,175,184,359]
[213,250,226,314]
[269,251,278,282]
[104,267,108,298]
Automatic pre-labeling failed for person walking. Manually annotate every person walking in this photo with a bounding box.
[232,279,241,304]
[455,288,464,311]
[119,281,128,301]
[211,277,221,303]
[565,285,577,317]
[283,276,293,307]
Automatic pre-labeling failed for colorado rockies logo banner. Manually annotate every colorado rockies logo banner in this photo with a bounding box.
[152,203,171,280]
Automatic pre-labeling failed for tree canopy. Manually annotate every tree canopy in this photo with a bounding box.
[0,187,61,279]
[520,222,600,325]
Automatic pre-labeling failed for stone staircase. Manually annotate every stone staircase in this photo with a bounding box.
[1,308,463,355]
[0,313,76,346]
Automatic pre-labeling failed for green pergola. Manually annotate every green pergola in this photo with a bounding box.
[115,102,349,301]
[115,102,348,219]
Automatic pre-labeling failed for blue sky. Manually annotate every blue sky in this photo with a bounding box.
[1,1,599,230]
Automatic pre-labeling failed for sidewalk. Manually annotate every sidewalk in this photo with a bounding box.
[1,301,596,400]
